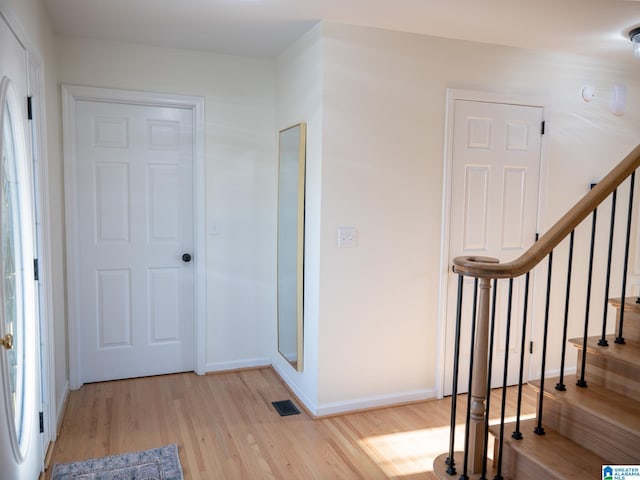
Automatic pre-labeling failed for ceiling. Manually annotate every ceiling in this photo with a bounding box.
[42,0,640,61]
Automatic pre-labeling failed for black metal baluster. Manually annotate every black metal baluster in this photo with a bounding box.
[480,279,499,480]
[556,230,575,391]
[599,189,617,347]
[513,272,531,439]
[535,252,553,436]
[617,172,635,344]
[446,274,464,475]
[578,207,598,388]
[460,279,479,480]
[493,279,514,480]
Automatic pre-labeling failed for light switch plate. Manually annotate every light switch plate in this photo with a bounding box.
[208,219,222,236]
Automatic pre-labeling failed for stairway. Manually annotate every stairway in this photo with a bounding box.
[490,297,640,479]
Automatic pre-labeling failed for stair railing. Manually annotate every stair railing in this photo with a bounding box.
[435,144,640,480]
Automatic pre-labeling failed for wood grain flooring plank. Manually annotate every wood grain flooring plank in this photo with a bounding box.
[44,368,536,479]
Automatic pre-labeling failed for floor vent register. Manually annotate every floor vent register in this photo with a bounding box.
[272,400,300,416]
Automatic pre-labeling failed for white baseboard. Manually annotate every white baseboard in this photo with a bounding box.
[55,381,70,437]
[272,354,437,417]
[271,355,317,414]
[204,357,272,373]
[530,366,577,380]
[314,388,437,417]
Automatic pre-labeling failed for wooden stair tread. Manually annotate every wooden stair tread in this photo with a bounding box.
[609,297,640,313]
[529,375,640,435]
[529,375,640,433]
[433,452,491,480]
[568,335,640,368]
[489,419,605,479]
[531,375,640,463]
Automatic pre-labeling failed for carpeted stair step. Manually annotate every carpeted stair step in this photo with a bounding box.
[529,375,640,463]
[569,335,640,399]
[488,418,605,480]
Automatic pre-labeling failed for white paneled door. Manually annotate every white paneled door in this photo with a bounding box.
[74,100,195,383]
[443,99,543,396]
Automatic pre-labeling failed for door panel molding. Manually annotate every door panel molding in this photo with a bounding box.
[436,89,549,398]
[62,85,206,389]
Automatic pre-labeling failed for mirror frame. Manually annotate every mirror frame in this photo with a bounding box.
[276,123,306,371]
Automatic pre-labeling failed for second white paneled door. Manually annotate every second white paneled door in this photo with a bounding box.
[443,98,543,396]
[74,99,195,383]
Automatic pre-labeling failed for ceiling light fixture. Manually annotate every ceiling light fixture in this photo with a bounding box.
[630,27,640,57]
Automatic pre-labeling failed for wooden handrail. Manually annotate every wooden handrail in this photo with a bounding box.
[453,144,640,279]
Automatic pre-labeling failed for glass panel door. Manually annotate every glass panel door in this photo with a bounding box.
[0,76,39,474]
[2,99,26,445]
[0,11,43,477]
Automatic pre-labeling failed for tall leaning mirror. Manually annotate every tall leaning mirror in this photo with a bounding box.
[277,123,306,371]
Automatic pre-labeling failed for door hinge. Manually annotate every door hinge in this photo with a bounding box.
[541,121,545,135]
[529,341,534,354]
[39,411,44,433]
[27,96,33,120]
[34,258,39,281]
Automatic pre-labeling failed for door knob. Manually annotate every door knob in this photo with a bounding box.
[182,253,192,263]
[1,333,13,350]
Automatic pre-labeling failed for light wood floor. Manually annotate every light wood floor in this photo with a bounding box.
[44,368,537,479]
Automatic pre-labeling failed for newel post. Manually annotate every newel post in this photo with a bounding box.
[467,277,492,473]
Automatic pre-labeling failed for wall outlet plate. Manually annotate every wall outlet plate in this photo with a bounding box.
[337,227,357,247]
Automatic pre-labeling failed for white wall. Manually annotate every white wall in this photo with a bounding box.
[57,37,278,372]
[273,24,323,411]
[312,22,640,413]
